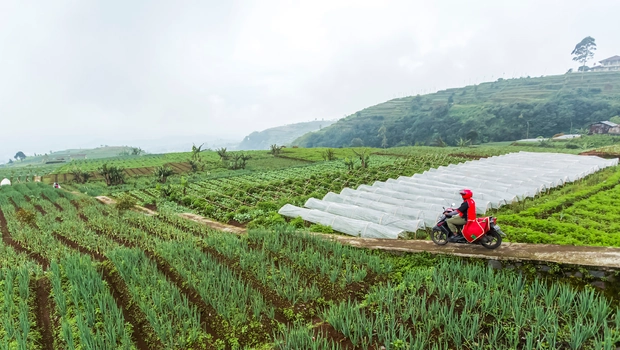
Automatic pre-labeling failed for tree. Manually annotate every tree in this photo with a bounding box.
[269,144,283,156]
[571,36,596,76]
[131,147,144,156]
[14,151,26,161]
[350,138,364,147]
[351,148,371,169]
[98,164,125,186]
[216,147,229,161]
[70,167,91,184]
[191,143,204,161]
[227,152,251,170]
[154,166,174,183]
[457,138,471,148]
[377,124,388,148]
[321,149,336,161]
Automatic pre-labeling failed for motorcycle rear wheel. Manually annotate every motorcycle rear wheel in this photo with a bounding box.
[480,230,502,249]
[431,230,448,245]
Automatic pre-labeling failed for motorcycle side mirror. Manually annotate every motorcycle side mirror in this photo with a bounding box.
[451,203,455,207]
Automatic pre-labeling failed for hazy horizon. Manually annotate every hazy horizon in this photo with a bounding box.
[1,0,619,162]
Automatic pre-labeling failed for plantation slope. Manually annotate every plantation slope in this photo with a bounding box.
[294,71,620,148]
[238,119,336,150]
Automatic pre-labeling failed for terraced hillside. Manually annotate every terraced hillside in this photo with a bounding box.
[295,71,620,148]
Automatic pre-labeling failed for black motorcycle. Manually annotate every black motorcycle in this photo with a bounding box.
[431,207,506,249]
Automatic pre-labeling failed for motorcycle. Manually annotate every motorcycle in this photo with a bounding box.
[431,206,506,249]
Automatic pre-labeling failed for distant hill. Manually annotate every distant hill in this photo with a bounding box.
[0,146,139,167]
[294,71,620,148]
[237,120,337,150]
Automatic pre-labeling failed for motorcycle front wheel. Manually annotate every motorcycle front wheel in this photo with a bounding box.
[480,230,502,249]
[431,229,448,245]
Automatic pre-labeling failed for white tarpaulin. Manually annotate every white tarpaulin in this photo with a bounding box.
[278,152,617,239]
[0,178,10,186]
[278,204,405,239]
[304,198,425,232]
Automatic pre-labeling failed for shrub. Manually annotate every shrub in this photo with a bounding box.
[115,194,137,213]
[289,216,306,229]
[309,223,334,233]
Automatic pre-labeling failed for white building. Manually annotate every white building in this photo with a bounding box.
[591,55,620,72]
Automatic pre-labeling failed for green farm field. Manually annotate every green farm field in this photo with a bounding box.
[0,183,618,349]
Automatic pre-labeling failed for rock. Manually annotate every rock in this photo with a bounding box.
[488,260,503,270]
[590,281,606,289]
[588,270,606,279]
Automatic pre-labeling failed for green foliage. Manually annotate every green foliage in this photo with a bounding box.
[227,152,251,170]
[98,163,125,186]
[269,144,283,156]
[153,166,174,183]
[115,193,137,213]
[308,223,334,233]
[350,138,364,147]
[246,212,286,229]
[70,167,91,184]
[14,151,26,161]
[289,216,306,229]
[571,36,597,71]
[294,72,620,148]
[498,167,620,247]
[321,148,337,161]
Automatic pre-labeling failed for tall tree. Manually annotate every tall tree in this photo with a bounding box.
[191,143,204,161]
[571,36,596,75]
[14,151,26,161]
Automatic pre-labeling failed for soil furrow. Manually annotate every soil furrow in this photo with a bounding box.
[197,243,291,324]
[32,277,55,350]
[100,262,162,350]
[144,251,227,349]
[52,232,106,261]
[41,194,64,212]
[47,212,156,350]
[0,208,50,269]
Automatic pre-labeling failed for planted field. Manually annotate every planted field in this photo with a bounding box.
[498,166,620,247]
[0,183,618,349]
[113,153,469,227]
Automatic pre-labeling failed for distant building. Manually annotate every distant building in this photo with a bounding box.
[590,55,620,72]
[589,121,620,135]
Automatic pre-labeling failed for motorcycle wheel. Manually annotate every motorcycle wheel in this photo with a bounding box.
[431,229,448,245]
[480,230,502,249]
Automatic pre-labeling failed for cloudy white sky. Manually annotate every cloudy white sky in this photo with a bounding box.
[1,0,619,160]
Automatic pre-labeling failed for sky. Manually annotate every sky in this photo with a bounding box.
[1,0,619,161]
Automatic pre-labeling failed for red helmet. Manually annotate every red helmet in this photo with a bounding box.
[459,189,473,199]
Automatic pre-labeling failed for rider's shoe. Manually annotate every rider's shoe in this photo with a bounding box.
[449,234,464,242]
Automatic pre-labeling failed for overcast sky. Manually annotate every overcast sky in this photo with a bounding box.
[1,0,619,160]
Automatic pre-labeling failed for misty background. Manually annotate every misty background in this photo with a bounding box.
[1,0,619,162]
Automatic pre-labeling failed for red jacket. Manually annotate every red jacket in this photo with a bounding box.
[455,198,476,220]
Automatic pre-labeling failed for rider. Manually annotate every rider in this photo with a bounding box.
[447,189,476,241]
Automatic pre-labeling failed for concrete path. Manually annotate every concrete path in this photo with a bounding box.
[320,235,620,269]
[94,196,620,269]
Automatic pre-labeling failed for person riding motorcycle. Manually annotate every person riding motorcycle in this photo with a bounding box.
[446,189,476,242]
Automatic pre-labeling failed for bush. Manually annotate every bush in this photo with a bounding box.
[309,223,334,233]
[115,194,137,213]
[289,216,306,229]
